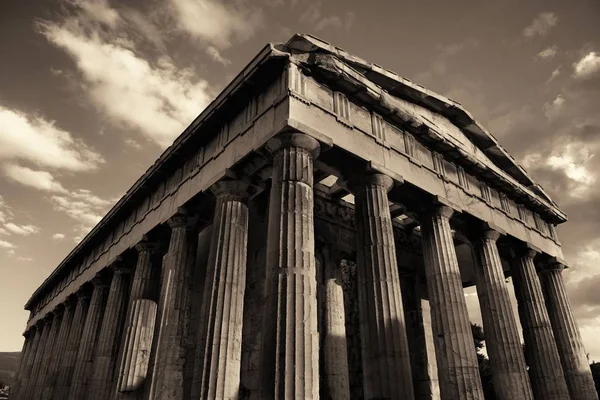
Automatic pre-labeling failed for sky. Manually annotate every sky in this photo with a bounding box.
[1,0,599,362]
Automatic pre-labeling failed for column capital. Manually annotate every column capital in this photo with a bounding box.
[419,196,460,220]
[76,287,92,301]
[346,172,395,193]
[266,132,320,157]
[112,262,131,276]
[53,303,65,316]
[540,260,566,273]
[167,208,194,229]
[210,179,250,199]
[91,274,110,288]
[512,243,541,261]
[134,237,159,254]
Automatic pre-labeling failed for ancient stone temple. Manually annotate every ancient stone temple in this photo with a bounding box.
[11,34,597,400]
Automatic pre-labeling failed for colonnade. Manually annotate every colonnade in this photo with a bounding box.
[11,132,597,399]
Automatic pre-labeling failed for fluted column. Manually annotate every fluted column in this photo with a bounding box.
[420,203,484,400]
[262,132,320,399]
[89,263,131,400]
[69,277,109,400]
[33,307,63,398]
[23,319,49,399]
[540,261,598,400]
[43,298,76,400]
[151,212,196,400]
[11,326,36,400]
[115,240,159,397]
[510,248,569,399]
[194,180,250,399]
[321,245,351,400]
[55,290,91,398]
[349,172,414,400]
[473,229,533,400]
[399,272,438,400]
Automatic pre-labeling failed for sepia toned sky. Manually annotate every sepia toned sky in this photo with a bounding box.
[1,0,600,361]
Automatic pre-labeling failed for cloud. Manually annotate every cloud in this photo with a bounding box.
[523,12,558,38]
[52,233,66,240]
[17,256,34,262]
[0,106,104,172]
[543,94,565,118]
[547,67,561,83]
[573,52,600,80]
[3,164,68,193]
[299,2,355,32]
[536,45,558,60]
[206,46,231,66]
[0,240,16,249]
[3,223,40,236]
[124,138,143,150]
[0,196,13,224]
[170,0,263,48]
[40,11,213,148]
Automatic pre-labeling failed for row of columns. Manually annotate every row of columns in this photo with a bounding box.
[12,131,597,400]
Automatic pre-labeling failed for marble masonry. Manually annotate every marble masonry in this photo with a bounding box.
[11,34,597,400]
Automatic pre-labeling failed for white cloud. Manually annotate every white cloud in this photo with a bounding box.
[3,164,68,193]
[17,256,34,262]
[0,106,104,172]
[124,138,143,150]
[40,13,213,148]
[4,223,40,236]
[206,46,231,66]
[546,143,595,197]
[543,94,565,118]
[547,67,561,83]
[0,195,13,224]
[76,0,120,27]
[536,45,558,60]
[52,233,66,240]
[299,2,355,32]
[0,228,8,235]
[523,12,558,38]
[0,240,16,249]
[170,0,263,48]
[573,52,600,79]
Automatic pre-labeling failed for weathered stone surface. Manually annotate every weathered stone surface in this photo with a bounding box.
[540,262,599,400]
[32,308,62,398]
[510,248,570,400]
[194,180,250,399]
[68,277,109,400]
[116,240,159,396]
[55,291,91,398]
[399,272,439,400]
[261,132,320,399]
[473,230,533,400]
[341,260,364,399]
[42,299,76,400]
[420,204,484,400]
[321,245,350,400]
[11,326,37,400]
[349,172,414,400]
[151,213,196,400]
[22,320,49,399]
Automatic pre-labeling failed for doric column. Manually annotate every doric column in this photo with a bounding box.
[23,319,49,399]
[540,261,598,400]
[510,248,569,399]
[11,326,36,400]
[419,203,484,399]
[321,245,350,400]
[43,298,76,400]
[33,307,63,398]
[262,132,320,399]
[399,272,438,400]
[68,277,109,400]
[151,212,196,400]
[349,172,414,400]
[55,290,91,398]
[89,263,131,400]
[341,260,364,398]
[115,239,159,396]
[473,229,533,400]
[194,180,250,399]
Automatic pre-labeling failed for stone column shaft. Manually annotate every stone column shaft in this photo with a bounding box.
[68,278,109,400]
[43,301,76,400]
[400,273,439,400]
[55,292,91,398]
[321,245,351,400]
[540,263,598,400]
[473,230,534,400]
[420,204,484,399]
[262,132,320,399]
[11,327,35,400]
[510,250,569,399]
[195,180,250,399]
[89,265,131,400]
[33,310,62,398]
[351,173,414,400]
[115,241,159,397]
[151,214,196,400]
[23,321,49,399]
